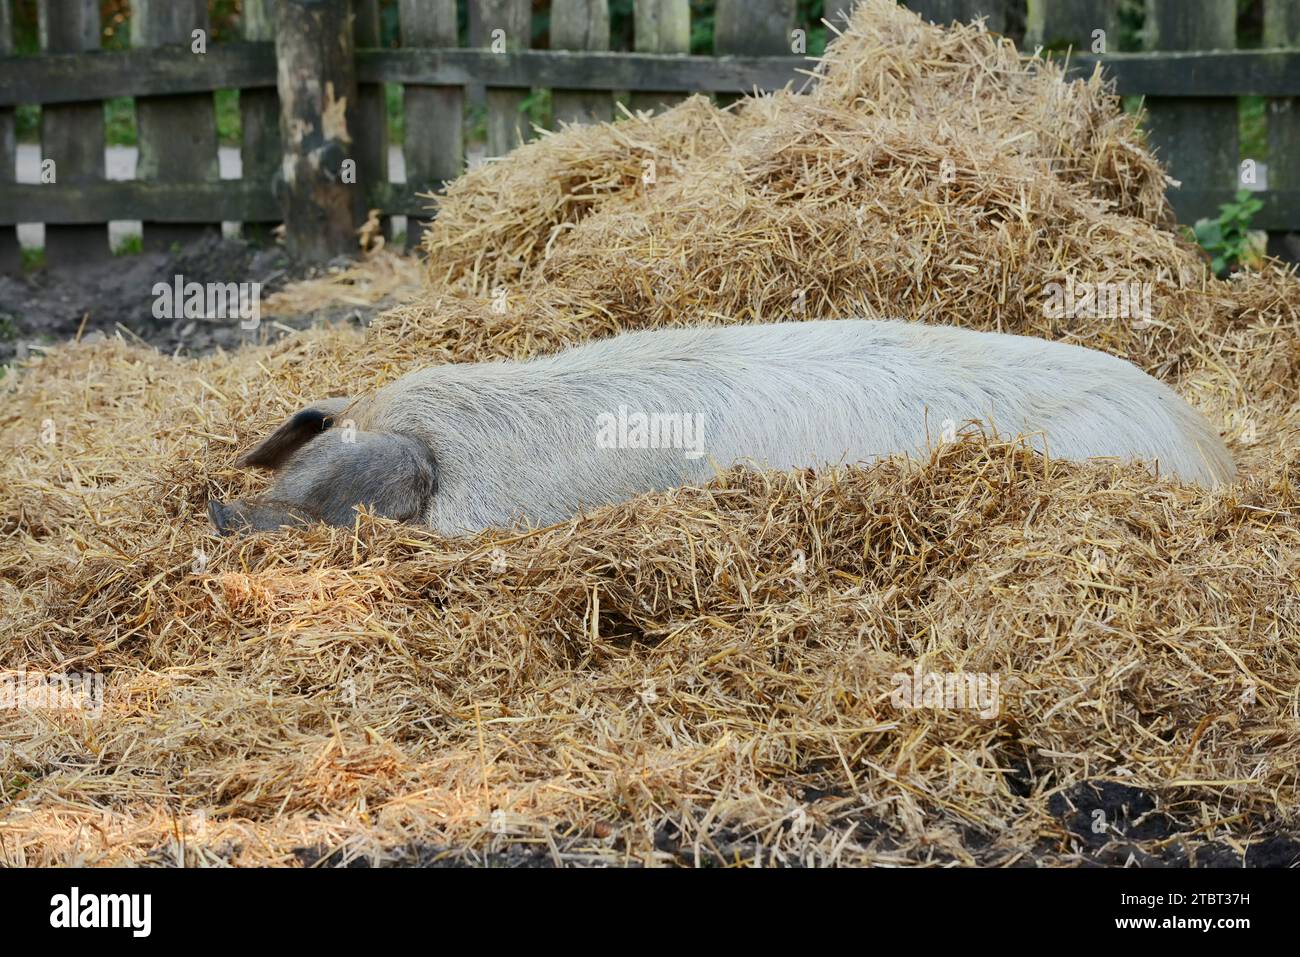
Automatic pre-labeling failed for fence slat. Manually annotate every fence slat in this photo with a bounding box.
[39,0,108,265]
[903,1,1007,34]
[1025,0,1118,52]
[475,0,531,156]
[715,0,795,109]
[352,0,389,236]
[399,0,460,250]
[552,0,612,126]
[0,0,17,273]
[133,0,220,251]
[630,0,690,115]
[1265,0,1300,253]
[240,0,279,239]
[275,0,361,260]
[1145,0,1238,226]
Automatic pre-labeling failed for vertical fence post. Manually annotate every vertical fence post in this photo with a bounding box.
[552,0,611,126]
[352,0,389,235]
[38,0,108,265]
[241,0,280,242]
[133,0,220,251]
[399,0,461,250]
[1025,0,1118,52]
[0,0,18,273]
[1144,1,1238,226]
[715,0,795,107]
[1264,0,1300,252]
[475,0,531,156]
[904,1,1007,34]
[630,0,690,116]
[275,0,361,260]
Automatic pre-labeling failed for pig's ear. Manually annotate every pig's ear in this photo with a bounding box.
[236,398,351,470]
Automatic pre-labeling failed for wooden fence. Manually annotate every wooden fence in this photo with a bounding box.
[1,0,1299,271]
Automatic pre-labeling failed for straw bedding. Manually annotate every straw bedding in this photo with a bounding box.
[1,0,1297,866]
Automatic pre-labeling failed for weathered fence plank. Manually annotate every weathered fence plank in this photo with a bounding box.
[0,180,278,222]
[0,0,18,273]
[275,0,361,260]
[1265,0,1300,252]
[352,0,388,236]
[1025,0,1119,53]
[0,44,276,105]
[1064,50,1300,96]
[240,0,279,239]
[363,49,802,92]
[630,0,690,115]
[1144,0,1238,227]
[39,0,107,265]
[552,0,612,126]
[476,0,532,156]
[715,0,795,107]
[7,46,1300,108]
[904,0,1007,34]
[399,0,461,249]
[133,0,220,251]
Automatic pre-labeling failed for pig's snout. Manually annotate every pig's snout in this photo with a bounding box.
[207,497,316,535]
[208,499,239,536]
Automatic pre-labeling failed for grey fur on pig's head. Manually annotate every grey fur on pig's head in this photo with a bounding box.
[209,399,438,535]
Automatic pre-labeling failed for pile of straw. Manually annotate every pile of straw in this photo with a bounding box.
[1,0,1296,866]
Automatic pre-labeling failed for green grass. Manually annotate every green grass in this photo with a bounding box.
[21,247,45,273]
[387,83,404,146]
[1240,96,1268,163]
[104,97,136,147]
[113,235,143,256]
[15,104,38,143]
[215,89,240,146]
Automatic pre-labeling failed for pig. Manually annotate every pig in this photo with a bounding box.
[208,319,1236,537]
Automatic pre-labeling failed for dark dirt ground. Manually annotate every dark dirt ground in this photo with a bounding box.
[0,236,382,362]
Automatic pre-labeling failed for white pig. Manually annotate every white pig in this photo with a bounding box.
[209,319,1235,537]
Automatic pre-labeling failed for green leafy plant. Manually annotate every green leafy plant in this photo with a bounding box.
[1193,190,1265,278]
[519,88,552,131]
